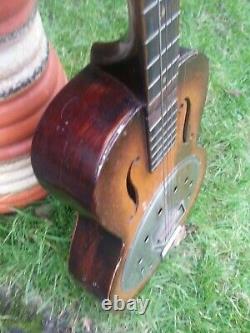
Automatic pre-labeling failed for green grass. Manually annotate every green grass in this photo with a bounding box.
[1,0,250,332]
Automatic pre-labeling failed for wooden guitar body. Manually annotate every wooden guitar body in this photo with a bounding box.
[32,47,208,300]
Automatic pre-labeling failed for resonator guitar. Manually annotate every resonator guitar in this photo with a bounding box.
[32,0,209,301]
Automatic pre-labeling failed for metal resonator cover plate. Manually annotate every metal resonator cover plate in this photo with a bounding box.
[122,156,200,292]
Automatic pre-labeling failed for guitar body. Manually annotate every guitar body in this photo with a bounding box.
[32,48,208,300]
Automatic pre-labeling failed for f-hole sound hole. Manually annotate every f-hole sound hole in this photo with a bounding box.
[183,98,191,143]
[126,160,139,210]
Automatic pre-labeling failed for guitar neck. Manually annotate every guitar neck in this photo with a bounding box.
[131,0,181,170]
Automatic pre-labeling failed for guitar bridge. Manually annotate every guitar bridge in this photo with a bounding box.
[153,203,186,257]
[161,224,186,258]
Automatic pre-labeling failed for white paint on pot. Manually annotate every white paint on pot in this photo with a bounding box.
[0,174,38,195]
[0,155,39,195]
[0,156,30,173]
[0,163,34,185]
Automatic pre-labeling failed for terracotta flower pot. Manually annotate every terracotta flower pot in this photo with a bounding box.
[0,1,67,213]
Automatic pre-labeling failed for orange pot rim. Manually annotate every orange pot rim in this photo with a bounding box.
[0,107,46,148]
[0,137,32,162]
[0,0,35,38]
[0,184,47,214]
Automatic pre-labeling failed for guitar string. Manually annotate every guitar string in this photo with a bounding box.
[166,0,174,242]
[171,0,178,241]
[162,0,169,246]
[167,0,180,242]
[170,0,175,241]
[167,0,173,243]
[164,0,178,243]
[156,0,168,245]
[164,0,170,244]
[173,0,180,241]
[161,0,169,246]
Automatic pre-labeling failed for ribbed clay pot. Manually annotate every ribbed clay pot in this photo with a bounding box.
[0,0,67,213]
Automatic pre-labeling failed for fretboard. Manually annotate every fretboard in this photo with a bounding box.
[140,0,180,170]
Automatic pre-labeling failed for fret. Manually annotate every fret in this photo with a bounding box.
[167,0,180,22]
[144,3,159,39]
[149,100,177,133]
[148,64,178,92]
[144,12,180,46]
[148,97,178,137]
[167,11,181,25]
[167,53,180,70]
[167,71,178,86]
[145,28,160,46]
[145,30,167,62]
[146,35,180,69]
[143,2,176,38]
[150,118,177,149]
[169,38,180,54]
[143,0,168,16]
[148,74,160,91]
[150,120,177,152]
[150,128,176,162]
[151,136,176,170]
[147,54,160,71]
[166,15,179,45]
[151,131,176,160]
[143,0,180,18]
[168,34,180,49]
[149,98,176,129]
[148,78,161,102]
[143,0,158,15]
[148,67,179,102]
[148,79,178,109]
[147,53,180,90]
